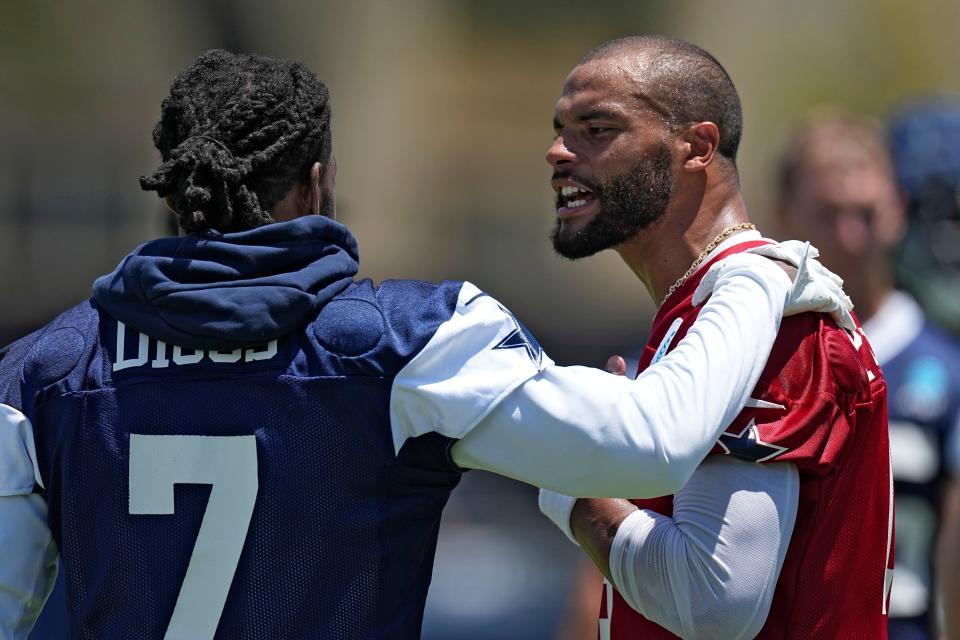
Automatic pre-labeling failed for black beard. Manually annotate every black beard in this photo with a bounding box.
[551,143,673,259]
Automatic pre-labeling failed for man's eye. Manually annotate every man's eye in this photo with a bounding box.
[587,126,610,135]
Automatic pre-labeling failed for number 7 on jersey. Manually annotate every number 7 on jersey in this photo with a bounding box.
[129,434,259,640]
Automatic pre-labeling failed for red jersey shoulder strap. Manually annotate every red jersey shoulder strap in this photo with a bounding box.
[649,239,772,346]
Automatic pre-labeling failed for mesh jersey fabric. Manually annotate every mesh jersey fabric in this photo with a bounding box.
[601,239,891,640]
[1,277,472,640]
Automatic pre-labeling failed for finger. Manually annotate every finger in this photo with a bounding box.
[606,355,628,376]
[809,260,843,285]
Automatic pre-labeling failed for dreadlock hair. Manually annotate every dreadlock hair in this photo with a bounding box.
[141,49,332,233]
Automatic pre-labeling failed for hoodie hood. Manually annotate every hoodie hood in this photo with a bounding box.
[93,216,360,350]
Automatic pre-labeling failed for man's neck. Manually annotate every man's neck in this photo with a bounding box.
[616,188,752,306]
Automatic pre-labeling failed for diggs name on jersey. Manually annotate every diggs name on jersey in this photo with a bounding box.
[112,321,278,371]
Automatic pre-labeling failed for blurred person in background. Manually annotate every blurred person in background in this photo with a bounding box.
[885,99,960,640]
[538,36,890,639]
[889,99,960,337]
[0,49,849,639]
[777,110,960,640]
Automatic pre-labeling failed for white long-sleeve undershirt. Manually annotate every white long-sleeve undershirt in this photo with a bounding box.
[609,457,799,640]
[452,255,792,498]
[0,253,798,636]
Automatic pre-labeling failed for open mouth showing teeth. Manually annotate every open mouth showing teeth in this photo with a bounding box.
[558,184,596,210]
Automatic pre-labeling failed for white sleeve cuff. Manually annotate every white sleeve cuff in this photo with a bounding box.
[538,489,579,545]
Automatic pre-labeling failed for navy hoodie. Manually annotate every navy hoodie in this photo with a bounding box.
[1,215,485,639]
[92,215,360,350]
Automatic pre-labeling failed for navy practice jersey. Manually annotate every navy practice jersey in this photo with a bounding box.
[4,217,841,639]
[1,278,552,640]
[0,217,551,639]
[864,291,960,639]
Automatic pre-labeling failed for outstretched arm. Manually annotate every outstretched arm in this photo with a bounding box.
[452,253,793,497]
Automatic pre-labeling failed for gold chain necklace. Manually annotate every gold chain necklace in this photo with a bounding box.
[663,222,757,302]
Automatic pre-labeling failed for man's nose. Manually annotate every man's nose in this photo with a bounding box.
[546,135,576,168]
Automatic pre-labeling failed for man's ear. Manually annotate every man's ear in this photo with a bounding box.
[682,122,720,172]
[271,162,325,222]
[308,162,322,215]
[295,162,323,215]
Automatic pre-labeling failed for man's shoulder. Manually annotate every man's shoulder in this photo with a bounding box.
[370,278,526,344]
[290,279,467,375]
[657,301,868,397]
[879,318,960,395]
[315,278,536,377]
[3,298,100,346]
[385,278,550,452]
[899,320,960,369]
[1,299,102,367]
[882,318,960,429]
[765,313,879,400]
[711,315,880,471]
[650,306,842,380]
[0,299,104,409]
[371,278,466,319]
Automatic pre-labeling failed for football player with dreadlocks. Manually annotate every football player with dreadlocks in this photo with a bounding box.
[0,49,849,639]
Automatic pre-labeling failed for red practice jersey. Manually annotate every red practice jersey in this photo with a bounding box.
[599,238,893,639]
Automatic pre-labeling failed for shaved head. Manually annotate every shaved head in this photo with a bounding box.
[580,36,743,163]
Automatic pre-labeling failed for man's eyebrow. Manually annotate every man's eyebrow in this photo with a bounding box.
[554,107,625,131]
[575,108,623,121]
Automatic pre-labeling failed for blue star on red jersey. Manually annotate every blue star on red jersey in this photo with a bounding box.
[717,419,788,462]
